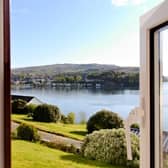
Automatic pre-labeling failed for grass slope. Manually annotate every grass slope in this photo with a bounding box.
[12,114,87,140]
[12,140,124,168]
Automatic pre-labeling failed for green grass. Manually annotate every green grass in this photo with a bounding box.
[12,140,125,168]
[12,114,87,140]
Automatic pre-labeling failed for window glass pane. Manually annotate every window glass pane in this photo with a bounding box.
[160,29,168,168]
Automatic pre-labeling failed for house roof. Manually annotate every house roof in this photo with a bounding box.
[12,95,35,103]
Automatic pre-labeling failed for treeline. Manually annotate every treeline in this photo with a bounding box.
[53,74,82,83]
[87,71,139,88]
[12,70,139,89]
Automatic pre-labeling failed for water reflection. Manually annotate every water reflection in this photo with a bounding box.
[160,30,168,168]
[12,87,139,122]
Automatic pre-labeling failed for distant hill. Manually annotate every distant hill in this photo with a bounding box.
[12,64,139,76]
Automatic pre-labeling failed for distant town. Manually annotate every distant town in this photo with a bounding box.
[11,63,140,89]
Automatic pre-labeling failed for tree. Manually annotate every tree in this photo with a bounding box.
[60,112,75,124]
[67,112,75,124]
[54,75,66,82]
[74,75,82,82]
[66,76,75,82]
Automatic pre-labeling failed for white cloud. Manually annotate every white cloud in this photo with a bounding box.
[112,0,146,6]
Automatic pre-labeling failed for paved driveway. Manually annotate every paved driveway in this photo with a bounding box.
[11,121,83,149]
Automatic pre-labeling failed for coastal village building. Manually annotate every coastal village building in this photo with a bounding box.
[12,95,43,105]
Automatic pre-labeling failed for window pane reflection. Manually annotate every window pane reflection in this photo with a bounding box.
[160,29,168,168]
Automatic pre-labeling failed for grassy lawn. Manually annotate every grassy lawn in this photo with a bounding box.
[12,114,87,140]
[12,140,124,168]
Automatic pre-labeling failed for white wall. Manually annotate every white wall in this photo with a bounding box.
[28,98,43,105]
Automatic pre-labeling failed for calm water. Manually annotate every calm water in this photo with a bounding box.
[12,83,168,130]
[12,87,139,121]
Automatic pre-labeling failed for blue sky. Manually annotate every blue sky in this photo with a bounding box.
[11,0,163,68]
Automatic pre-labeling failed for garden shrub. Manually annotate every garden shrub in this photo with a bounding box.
[60,114,68,124]
[11,131,18,139]
[17,123,40,142]
[131,123,140,130]
[41,141,79,154]
[67,112,75,124]
[81,128,139,167]
[24,104,37,116]
[87,110,124,133]
[60,112,75,124]
[12,99,27,114]
[32,104,61,122]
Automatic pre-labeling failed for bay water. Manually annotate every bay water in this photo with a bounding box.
[12,83,168,130]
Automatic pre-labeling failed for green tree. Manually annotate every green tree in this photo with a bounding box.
[66,76,75,82]
[54,75,66,82]
[67,112,75,124]
[74,75,82,82]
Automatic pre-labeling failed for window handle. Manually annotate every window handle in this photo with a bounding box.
[124,107,144,160]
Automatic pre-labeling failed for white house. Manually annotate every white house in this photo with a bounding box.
[11,95,43,105]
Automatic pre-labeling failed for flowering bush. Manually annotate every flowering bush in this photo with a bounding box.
[81,128,139,167]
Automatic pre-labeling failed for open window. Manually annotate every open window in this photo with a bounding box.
[1,0,168,168]
[140,1,168,167]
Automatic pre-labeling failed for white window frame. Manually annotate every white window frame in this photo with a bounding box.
[140,1,168,167]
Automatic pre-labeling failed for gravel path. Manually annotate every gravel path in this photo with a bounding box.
[11,121,83,149]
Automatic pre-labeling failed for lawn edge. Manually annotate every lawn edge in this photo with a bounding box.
[12,119,84,141]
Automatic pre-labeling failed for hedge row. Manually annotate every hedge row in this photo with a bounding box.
[12,99,61,122]
[12,99,77,123]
